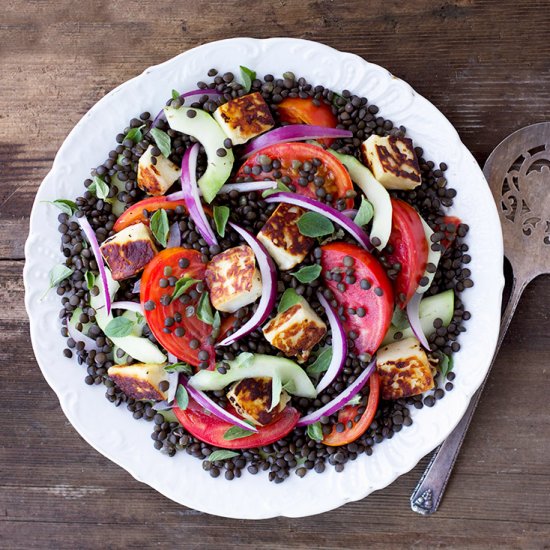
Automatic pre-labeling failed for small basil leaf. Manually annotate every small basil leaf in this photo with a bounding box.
[85,271,96,290]
[278,288,302,313]
[176,384,189,410]
[43,199,77,216]
[171,277,199,302]
[196,292,214,325]
[164,362,193,375]
[171,89,180,100]
[262,180,291,198]
[354,196,374,227]
[240,65,256,93]
[150,209,169,247]
[439,353,454,378]
[291,264,322,284]
[104,317,134,338]
[42,264,73,298]
[211,310,221,339]
[306,348,333,376]
[213,205,230,237]
[297,212,334,238]
[223,426,255,440]
[208,450,240,462]
[125,125,145,143]
[88,176,110,200]
[149,127,172,158]
[347,394,362,406]
[306,421,323,442]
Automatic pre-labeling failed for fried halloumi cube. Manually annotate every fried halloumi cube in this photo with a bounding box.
[226,377,291,426]
[257,203,313,271]
[376,337,435,400]
[263,297,326,362]
[100,222,158,280]
[213,92,275,145]
[361,135,421,190]
[205,245,262,313]
[107,363,168,400]
[137,144,181,196]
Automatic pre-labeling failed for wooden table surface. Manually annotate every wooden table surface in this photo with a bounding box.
[2,1,549,548]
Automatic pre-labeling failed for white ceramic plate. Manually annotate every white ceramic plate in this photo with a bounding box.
[24,37,503,519]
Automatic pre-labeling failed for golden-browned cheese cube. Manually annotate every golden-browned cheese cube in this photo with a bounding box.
[213,92,275,145]
[376,337,435,400]
[361,135,421,190]
[226,377,291,426]
[257,203,313,271]
[205,245,262,313]
[262,297,327,362]
[107,363,168,400]
[137,144,181,196]
[100,222,158,280]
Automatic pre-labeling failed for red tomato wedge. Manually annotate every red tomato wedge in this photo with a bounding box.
[140,248,216,368]
[323,372,380,446]
[237,142,354,209]
[440,215,462,250]
[173,397,300,450]
[114,197,187,232]
[386,198,429,308]
[277,97,338,146]
[321,242,393,356]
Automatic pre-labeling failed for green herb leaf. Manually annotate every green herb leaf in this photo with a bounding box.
[306,348,333,376]
[262,180,291,198]
[171,277,199,302]
[150,209,169,247]
[291,264,322,284]
[171,89,180,100]
[439,353,454,378]
[85,271,96,290]
[208,450,240,462]
[354,196,374,227]
[150,127,172,158]
[223,425,255,441]
[43,199,77,216]
[213,205,230,237]
[125,125,145,143]
[307,421,323,442]
[240,65,256,93]
[176,384,189,410]
[164,362,193,375]
[297,212,334,238]
[347,394,362,406]
[88,176,110,200]
[211,310,221,339]
[42,264,73,298]
[278,288,302,313]
[197,292,214,325]
[104,316,134,338]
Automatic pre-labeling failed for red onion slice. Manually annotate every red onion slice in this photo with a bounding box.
[264,192,373,251]
[315,291,347,394]
[152,400,173,411]
[110,301,144,315]
[216,223,277,347]
[241,125,353,158]
[406,292,431,350]
[78,215,111,315]
[296,358,376,427]
[166,180,276,202]
[66,320,98,353]
[152,89,222,127]
[342,209,358,219]
[180,143,218,247]
[166,221,181,248]
[183,378,258,432]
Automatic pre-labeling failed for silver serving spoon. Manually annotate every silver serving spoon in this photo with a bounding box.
[410,122,550,514]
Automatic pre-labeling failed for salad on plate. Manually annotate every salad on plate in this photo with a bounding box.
[47,66,472,482]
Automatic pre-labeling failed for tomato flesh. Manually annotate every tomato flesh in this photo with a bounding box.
[440,215,462,250]
[114,197,187,232]
[321,242,393,356]
[386,198,429,308]
[277,97,338,146]
[323,372,380,446]
[173,397,300,449]
[237,142,354,209]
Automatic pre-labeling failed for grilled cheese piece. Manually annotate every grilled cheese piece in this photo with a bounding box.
[257,204,313,271]
[361,135,421,190]
[107,363,168,400]
[100,222,158,280]
[376,337,434,400]
[263,298,326,362]
[213,92,275,145]
[205,245,262,313]
[137,144,181,196]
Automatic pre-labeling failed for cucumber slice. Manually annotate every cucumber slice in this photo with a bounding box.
[108,174,126,217]
[382,289,454,346]
[69,307,92,335]
[164,106,234,203]
[330,150,392,250]
[189,353,317,398]
[417,216,442,294]
[90,270,166,364]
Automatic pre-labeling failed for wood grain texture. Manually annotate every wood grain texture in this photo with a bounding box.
[1,0,549,548]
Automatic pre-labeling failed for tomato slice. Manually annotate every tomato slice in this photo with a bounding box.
[140,248,216,368]
[237,142,354,209]
[173,397,300,449]
[113,197,187,232]
[277,97,338,146]
[386,198,429,308]
[440,215,461,250]
[323,372,380,446]
[321,242,393,356]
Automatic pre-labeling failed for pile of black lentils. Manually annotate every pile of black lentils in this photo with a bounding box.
[55,69,472,483]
